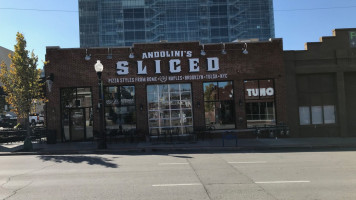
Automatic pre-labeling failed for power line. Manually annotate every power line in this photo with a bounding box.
[0,5,356,13]
[275,5,356,12]
[0,7,78,13]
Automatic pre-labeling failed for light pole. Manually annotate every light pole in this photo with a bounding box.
[94,60,107,149]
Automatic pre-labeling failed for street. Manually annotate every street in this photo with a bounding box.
[1,150,356,200]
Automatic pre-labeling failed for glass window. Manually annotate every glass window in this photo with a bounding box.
[61,88,76,108]
[299,105,336,125]
[218,81,233,101]
[299,106,310,125]
[323,105,336,124]
[147,84,193,135]
[204,82,218,101]
[204,81,234,129]
[244,79,274,100]
[311,106,323,125]
[244,79,275,127]
[124,21,134,29]
[104,86,136,134]
[60,87,93,141]
[246,102,275,127]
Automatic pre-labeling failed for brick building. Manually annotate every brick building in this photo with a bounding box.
[45,39,286,142]
[285,28,356,137]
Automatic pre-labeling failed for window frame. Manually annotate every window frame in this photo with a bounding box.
[298,105,336,125]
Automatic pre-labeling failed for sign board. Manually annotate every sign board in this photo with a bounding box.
[350,31,356,48]
[106,49,229,84]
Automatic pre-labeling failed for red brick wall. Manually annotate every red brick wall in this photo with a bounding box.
[45,40,286,140]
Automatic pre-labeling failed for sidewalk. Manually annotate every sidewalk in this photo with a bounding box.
[1,137,356,155]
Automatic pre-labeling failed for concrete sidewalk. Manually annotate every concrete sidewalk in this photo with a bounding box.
[1,137,356,155]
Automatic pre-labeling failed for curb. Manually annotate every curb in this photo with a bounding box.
[1,144,356,156]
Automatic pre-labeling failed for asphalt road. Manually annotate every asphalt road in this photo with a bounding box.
[1,150,356,200]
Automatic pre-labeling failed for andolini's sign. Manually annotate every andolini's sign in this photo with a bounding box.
[116,50,220,75]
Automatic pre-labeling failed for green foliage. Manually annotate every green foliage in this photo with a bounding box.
[0,32,44,121]
[14,123,22,129]
[204,83,216,112]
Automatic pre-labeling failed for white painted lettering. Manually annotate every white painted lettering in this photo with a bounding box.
[207,57,219,71]
[260,88,266,96]
[189,58,199,72]
[266,87,274,96]
[252,89,259,96]
[148,52,154,58]
[166,51,171,57]
[174,51,180,57]
[186,51,192,57]
[155,60,161,74]
[169,59,181,73]
[247,89,253,96]
[137,61,147,75]
[247,88,275,96]
[116,61,129,75]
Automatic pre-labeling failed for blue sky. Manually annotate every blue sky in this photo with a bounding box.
[0,0,355,69]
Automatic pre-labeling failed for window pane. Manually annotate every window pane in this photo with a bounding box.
[311,106,323,124]
[323,105,335,124]
[77,88,92,107]
[218,81,233,100]
[244,80,259,100]
[181,92,191,100]
[204,81,235,129]
[147,83,192,135]
[104,86,136,132]
[181,84,191,92]
[204,82,218,101]
[299,106,310,125]
[204,102,216,124]
[121,86,135,105]
[170,84,179,92]
[61,88,76,108]
[259,79,274,99]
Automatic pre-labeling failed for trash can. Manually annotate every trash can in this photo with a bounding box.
[47,130,57,144]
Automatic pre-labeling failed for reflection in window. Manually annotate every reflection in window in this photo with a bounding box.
[104,86,136,135]
[204,81,234,130]
[147,83,193,136]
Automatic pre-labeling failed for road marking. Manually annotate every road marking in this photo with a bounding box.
[255,180,310,184]
[152,183,202,187]
[158,163,189,165]
[228,161,267,164]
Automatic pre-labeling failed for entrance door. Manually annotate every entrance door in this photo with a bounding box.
[70,108,86,141]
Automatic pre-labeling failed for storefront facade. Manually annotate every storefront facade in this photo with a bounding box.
[285,28,356,137]
[45,40,286,142]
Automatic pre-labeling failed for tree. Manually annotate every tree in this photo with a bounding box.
[0,32,44,150]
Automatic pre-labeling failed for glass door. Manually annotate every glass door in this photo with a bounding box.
[70,108,85,141]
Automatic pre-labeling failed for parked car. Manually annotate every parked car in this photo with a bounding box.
[29,114,44,125]
[0,115,17,128]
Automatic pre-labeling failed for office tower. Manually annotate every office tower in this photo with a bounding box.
[79,0,275,47]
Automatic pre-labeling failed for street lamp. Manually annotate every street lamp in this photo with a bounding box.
[94,60,107,149]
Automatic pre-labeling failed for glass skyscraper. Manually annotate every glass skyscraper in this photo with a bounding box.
[79,0,275,47]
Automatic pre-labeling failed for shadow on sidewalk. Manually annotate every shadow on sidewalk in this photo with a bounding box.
[37,155,118,168]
